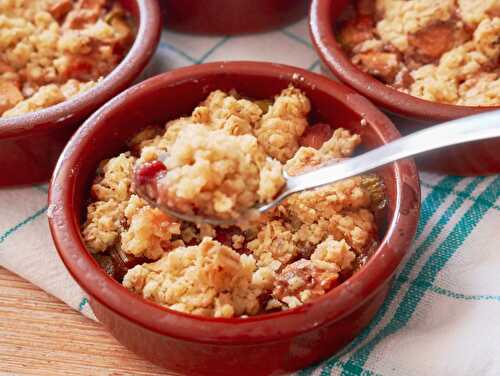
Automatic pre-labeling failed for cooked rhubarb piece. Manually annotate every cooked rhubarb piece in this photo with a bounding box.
[300,122,334,149]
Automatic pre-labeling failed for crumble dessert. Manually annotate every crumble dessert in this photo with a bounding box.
[0,0,134,118]
[337,0,500,106]
[82,87,386,318]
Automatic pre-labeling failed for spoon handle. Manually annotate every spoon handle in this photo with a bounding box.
[286,110,500,194]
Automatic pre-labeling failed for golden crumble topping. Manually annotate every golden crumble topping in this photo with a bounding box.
[83,153,181,258]
[156,124,285,221]
[337,0,500,106]
[120,195,181,260]
[82,199,126,253]
[375,0,456,52]
[271,238,355,309]
[192,89,263,135]
[123,237,262,318]
[0,0,134,117]
[82,87,385,318]
[255,86,311,162]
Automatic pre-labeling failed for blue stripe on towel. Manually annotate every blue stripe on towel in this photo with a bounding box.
[312,176,465,376]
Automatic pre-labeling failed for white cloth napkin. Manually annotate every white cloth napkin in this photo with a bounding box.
[1,19,499,376]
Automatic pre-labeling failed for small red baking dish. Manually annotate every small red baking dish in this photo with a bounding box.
[48,61,420,375]
[160,0,309,35]
[309,0,500,175]
[0,0,161,187]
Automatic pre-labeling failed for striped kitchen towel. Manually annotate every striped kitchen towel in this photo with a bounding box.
[1,19,499,375]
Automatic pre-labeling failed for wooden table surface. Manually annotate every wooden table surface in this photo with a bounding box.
[0,267,175,376]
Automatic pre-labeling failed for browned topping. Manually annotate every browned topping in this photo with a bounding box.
[0,80,23,114]
[80,0,106,10]
[0,60,14,75]
[64,0,106,29]
[352,51,401,82]
[408,21,470,63]
[49,0,74,20]
[273,259,339,304]
[338,16,375,50]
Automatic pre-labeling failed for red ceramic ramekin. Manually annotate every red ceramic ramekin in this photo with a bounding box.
[160,0,309,35]
[49,62,420,376]
[309,0,500,175]
[0,0,161,187]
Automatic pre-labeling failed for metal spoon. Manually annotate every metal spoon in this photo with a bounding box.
[137,110,500,226]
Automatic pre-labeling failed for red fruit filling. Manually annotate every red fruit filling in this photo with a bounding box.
[300,122,334,149]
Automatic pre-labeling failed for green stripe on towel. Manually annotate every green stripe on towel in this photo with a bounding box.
[339,177,499,374]
[312,176,465,376]
[78,297,89,311]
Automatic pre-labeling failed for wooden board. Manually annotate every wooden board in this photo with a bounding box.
[0,267,175,376]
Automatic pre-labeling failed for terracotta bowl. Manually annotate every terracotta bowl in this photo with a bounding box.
[160,0,309,35]
[48,61,420,376]
[309,0,500,175]
[0,0,161,187]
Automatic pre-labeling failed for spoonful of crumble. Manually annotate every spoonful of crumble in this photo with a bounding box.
[134,110,500,226]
